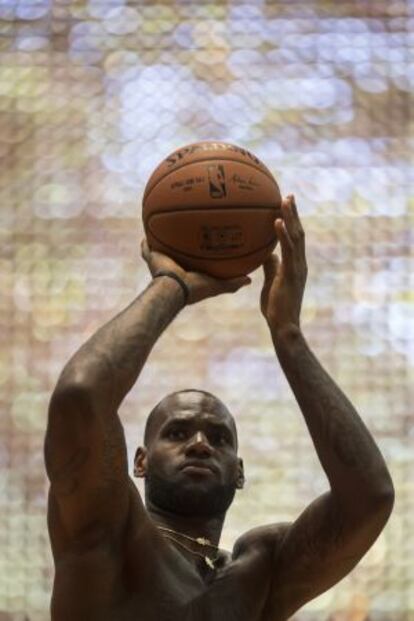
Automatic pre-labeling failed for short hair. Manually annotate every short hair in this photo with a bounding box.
[143,389,237,447]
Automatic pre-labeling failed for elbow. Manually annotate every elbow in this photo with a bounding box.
[49,373,95,416]
[375,469,395,507]
[52,364,98,399]
[346,475,395,522]
[362,461,395,507]
[367,478,395,521]
[50,365,101,408]
[371,486,395,537]
[379,481,395,511]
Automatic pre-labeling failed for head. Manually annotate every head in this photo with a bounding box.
[134,389,245,519]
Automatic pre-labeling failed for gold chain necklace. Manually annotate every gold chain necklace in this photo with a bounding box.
[155,525,220,569]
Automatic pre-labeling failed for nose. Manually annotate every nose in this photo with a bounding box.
[185,431,213,457]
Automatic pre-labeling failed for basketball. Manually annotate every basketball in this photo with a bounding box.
[142,141,282,278]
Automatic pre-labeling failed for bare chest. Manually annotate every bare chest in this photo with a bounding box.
[123,551,270,621]
[51,538,273,621]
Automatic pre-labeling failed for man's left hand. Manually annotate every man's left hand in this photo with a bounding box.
[260,195,307,335]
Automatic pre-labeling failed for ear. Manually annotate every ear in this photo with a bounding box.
[236,457,245,490]
[134,446,148,478]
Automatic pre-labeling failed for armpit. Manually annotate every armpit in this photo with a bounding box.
[232,522,291,561]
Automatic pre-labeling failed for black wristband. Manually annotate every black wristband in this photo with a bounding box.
[153,270,189,305]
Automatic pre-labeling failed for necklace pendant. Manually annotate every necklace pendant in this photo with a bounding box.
[205,556,215,569]
[197,537,210,546]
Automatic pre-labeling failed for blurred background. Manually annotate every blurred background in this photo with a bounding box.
[0,0,413,619]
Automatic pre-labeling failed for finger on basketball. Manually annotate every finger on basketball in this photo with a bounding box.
[141,239,150,262]
[281,196,296,238]
[275,219,293,253]
[291,196,305,238]
[285,195,305,244]
[276,219,297,276]
[290,195,299,217]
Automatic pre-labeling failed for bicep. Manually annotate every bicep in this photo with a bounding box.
[44,384,136,545]
[270,491,391,618]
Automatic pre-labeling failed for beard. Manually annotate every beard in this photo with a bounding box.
[144,467,237,518]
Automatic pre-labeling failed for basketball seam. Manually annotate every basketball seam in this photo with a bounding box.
[145,205,281,226]
[147,231,277,261]
[143,157,279,204]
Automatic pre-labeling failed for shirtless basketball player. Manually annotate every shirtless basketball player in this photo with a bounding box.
[44,196,394,621]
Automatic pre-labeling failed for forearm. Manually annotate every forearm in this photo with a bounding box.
[55,276,184,411]
[272,325,394,504]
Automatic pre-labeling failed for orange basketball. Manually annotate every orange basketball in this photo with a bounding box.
[142,141,282,278]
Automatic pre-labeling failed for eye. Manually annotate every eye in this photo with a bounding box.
[167,428,187,441]
[212,432,229,446]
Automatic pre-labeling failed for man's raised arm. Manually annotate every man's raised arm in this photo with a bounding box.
[51,269,184,417]
[44,241,251,547]
[51,241,251,411]
[260,196,394,619]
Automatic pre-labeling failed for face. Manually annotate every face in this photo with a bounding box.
[135,391,244,518]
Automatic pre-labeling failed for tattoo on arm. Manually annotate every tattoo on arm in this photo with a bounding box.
[45,445,90,496]
[288,495,344,565]
[63,279,183,411]
[274,330,392,496]
[45,402,128,500]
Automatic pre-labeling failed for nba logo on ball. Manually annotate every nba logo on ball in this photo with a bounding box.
[200,225,244,252]
[142,141,282,278]
[208,164,227,199]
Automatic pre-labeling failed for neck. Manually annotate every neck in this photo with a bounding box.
[147,502,225,547]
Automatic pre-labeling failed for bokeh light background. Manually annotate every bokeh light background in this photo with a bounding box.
[0,0,413,619]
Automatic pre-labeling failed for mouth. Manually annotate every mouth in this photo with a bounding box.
[180,461,217,476]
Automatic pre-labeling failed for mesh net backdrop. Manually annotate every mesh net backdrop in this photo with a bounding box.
[0,0,413,619]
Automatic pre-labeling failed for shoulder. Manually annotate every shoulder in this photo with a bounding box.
[232,522,291,561]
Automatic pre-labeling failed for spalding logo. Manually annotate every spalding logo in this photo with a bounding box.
[165,143,264,169]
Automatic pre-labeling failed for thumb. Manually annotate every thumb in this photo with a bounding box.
[220,274,252,292]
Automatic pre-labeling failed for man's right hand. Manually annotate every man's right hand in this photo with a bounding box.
[141,239,251,305]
